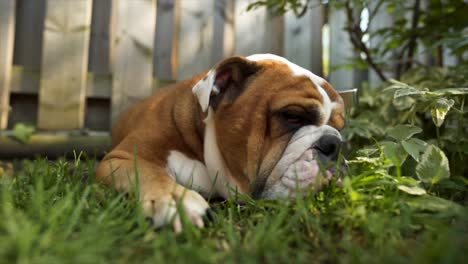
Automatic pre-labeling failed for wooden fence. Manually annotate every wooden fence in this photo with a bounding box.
[1,0,350,133]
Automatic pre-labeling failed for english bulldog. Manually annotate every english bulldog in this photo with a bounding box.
[96,54,346,232]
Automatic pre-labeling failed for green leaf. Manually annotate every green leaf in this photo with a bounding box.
[381,141,408,167]
[343,177,360,202]
[396,176,421,186]
[433,87,468,95]
[393,87,425,98]
[393,95,415,111]
[387,125,422,141]
[401,138,428,162]
[416,145,450,184]
[431,98,455,127]
[406,196,463,215]
[397,185,426,195]
[385,79,413,91]
[12,123,35,143]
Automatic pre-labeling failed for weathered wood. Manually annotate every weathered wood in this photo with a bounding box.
[309,4,324,76]
[285,11,308,68]
[264,10,284,56]
[14,0,113,102]
[11,66,39,94]
[234,1,267,56]
[86,73,112,99]
[285,4,323,75]
[154,0,179,81]
[351,7,368,88]
[112,0,156,124]
[368,1,394,87]
[12,0,46,94]
[89,0,116,75]
[8,92,110,132]
[0,0,16,129]
[88,0,116,100]
[212,0,236,65]
[0,132,111,159]
[7,93,38,130]
[13,0,46,71]
[85,98,110,131]
[328,7,355,91]
[12,66,112,99]
[37,0,93,130]
[177,0,215,79]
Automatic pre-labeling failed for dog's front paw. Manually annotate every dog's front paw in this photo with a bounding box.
[142,189,211,233]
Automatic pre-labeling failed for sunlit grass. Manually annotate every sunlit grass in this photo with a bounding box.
[0,156,466,263]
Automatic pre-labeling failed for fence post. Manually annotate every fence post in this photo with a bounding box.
[368,2,394,87]
[12,0,46,94]
[37,0,93,130]
[309,4,324,76]
[0,0,16,129]
[88,0,116,99]
[234,1,267,56]
[112,0,156,124]
[328,6,356,91]
[212,0,236,65]
[154,0,180,82]
[264,10,284,56]
[285,3,323,75]
[177,0,215,80]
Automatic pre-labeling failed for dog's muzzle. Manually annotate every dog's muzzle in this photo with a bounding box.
[259,126,348,199]
[280,134,347,191]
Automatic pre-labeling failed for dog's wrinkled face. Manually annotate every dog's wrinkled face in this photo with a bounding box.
[193,54,345,199]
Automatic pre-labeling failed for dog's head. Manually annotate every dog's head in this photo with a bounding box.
[193,54,346,199]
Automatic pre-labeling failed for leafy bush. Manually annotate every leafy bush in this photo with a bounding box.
[343,65,468,208]
[344,65,468,175]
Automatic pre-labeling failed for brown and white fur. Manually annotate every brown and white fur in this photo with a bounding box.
[96,54,346,232]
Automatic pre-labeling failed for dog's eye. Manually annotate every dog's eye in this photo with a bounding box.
[279,111,307,129]
[282,112,303,124]
[277,108,321,130]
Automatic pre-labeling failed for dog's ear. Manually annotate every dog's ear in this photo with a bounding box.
[321,81,346,130]
[193,56,260,112]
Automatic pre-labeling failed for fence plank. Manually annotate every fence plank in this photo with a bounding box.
[212,0,236,65]
[12,0,46,95]
[0,0,16,129]
[154,0,179,81]
[37,0,93,130]
[112,0,156,124]
[177,0,215,80]
[234,1,267,56]
[310,5,324,76]
[89,0,116,75]
[87,0,116,99]
[264,11,284,56]
[328,7,355,91]
[368,1,394,87]
[285,5,323,75]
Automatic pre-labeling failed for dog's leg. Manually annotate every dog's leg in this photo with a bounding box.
[96,150,210,232]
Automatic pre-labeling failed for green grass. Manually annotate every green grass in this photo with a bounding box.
[0,156,467,264]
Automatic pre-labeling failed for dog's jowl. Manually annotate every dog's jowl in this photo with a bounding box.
[96,54,346,232]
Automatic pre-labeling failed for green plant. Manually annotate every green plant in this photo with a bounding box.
[11,123,35,143]
[248,0,468,80]
[344,65,468,177]
[0,153,466,263]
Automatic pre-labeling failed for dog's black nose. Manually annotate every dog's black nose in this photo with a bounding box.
[314,135,343,161]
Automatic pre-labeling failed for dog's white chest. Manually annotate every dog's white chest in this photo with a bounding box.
[166,151,214,198]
